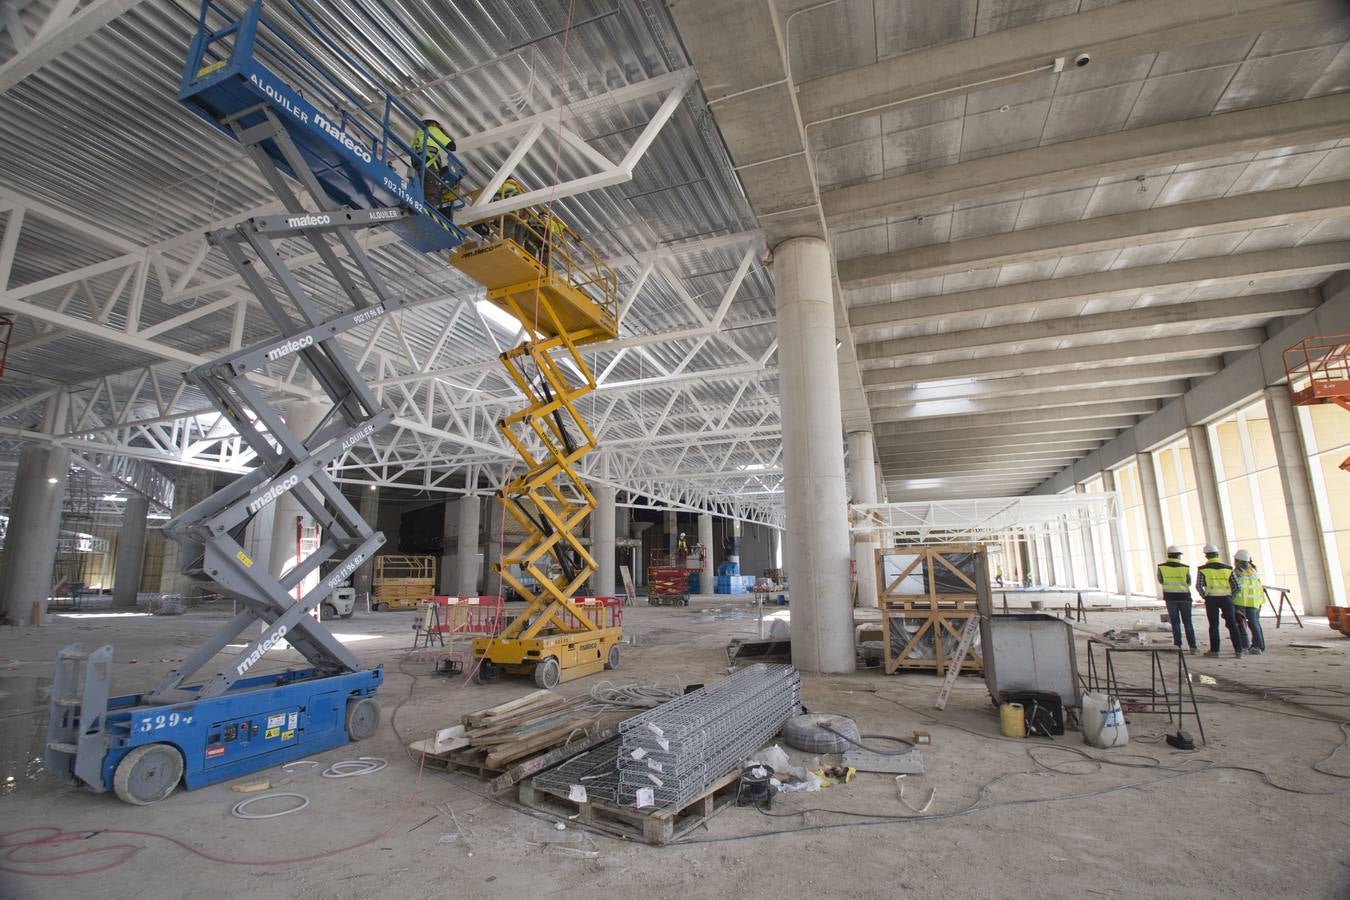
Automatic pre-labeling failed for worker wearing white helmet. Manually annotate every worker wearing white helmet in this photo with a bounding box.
[1196,543,1242,658]
[1230,549,1266,656]
[1157,545,1197,652]
[676,531,689,554]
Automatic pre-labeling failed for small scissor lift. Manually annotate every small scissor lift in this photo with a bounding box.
[451,209,624,687]
[44,0,471,803]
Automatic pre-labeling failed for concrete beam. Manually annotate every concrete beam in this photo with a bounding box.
[851,245,1342,328]
[866,360,1220,404]
[878,427,1121,451]
[859,291,1317,360]
[875,408,1146,436]
[823,94,1350,227]
[862,330,1265,387]
[840,181,1350,288]
[1033,270,1350,492]
[879,445,1099,464]
[871,384,1178,424]
[796,0,1336,128]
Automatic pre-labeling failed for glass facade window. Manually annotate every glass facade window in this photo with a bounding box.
[1301,402,1350,606]
[1153,438,1206,565]
[1209,399,1299,591]
[1113,460,1154,596]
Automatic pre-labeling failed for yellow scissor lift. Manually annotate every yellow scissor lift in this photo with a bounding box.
[450,206,623,688]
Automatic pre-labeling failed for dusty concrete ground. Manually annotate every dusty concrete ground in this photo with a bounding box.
[1,597,1348,900]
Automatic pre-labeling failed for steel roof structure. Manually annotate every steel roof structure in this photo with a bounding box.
[1,0,1349,525]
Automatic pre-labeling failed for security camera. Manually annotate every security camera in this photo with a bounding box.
[1074,53,1091,68]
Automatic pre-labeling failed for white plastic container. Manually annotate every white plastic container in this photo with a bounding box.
[1081,692,1129,748]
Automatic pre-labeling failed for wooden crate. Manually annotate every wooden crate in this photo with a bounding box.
[877,544,990,676]
[519,764,744,845]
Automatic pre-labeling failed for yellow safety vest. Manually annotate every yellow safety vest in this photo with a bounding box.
[1158,561,1189,594]
[1234,571,1263,608]
[1198,562,1233,596]
[412,124,453,164]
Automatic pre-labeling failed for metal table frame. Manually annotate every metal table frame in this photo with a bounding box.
[1083,640,1206,744]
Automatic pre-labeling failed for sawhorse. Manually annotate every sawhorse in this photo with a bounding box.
[1263,585,1303,628]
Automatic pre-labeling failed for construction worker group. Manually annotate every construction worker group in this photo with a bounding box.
[1158,544,1267,658]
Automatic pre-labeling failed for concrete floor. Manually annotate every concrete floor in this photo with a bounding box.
[2,597,1348,899]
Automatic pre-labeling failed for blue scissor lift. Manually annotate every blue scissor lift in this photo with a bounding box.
[44,0,471,804]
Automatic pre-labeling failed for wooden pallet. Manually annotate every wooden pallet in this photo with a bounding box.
[420,746,506,781]
[519,765,743,845]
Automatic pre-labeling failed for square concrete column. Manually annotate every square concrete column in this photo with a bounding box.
[1186,424,1229,559]
[665,510,678,556]
[0,443,69,625]
[1136,451,1169,569]
[112,492,151,608]
[848,430,879,607]
[775,236,853,673]
[456,496,482,596]
[1027,534,1042,587]
[267,399,329,603]
[161,468,215,595]
[1263,386,1332,614]
[698,512,715,594]
[1100,468,1132,598]
[590,485,616,596]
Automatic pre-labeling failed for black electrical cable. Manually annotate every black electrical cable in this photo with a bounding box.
[820,723,915,755]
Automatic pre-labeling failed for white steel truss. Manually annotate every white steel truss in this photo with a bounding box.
[851,494,1122,545]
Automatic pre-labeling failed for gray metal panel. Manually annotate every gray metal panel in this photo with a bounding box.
[980,613,1081,708]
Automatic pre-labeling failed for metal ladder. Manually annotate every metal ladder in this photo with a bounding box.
[934,617,980,711]
[147,105,406,702]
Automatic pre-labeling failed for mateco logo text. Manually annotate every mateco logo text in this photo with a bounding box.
[314,113,373,163]
[246,474,299,515]
[352,304,386,326]
[265,334,314,361]
[286,214,331,229]
[236,625,288,677]
[341,422,376,452]
[326,554,364,590]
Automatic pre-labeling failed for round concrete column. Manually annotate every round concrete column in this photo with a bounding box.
[775,236,853,673]
[456,496,482,596]
[698,512,715,595]
[848,430,879,607]
[112,492,150,608]
[268,399,329,596]
[590,484,616,596]
[0,443,68,625]
[484,498,504,596]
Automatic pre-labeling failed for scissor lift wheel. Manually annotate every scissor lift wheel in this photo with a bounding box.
[532,657,562,689]
[113,744,184,806]
[345,698,381,740]
[605,644,620,670]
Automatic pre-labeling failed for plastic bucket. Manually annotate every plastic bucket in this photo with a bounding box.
[999,702,1026,738]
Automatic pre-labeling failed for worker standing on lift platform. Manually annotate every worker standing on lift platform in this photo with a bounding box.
[411,118,457,210]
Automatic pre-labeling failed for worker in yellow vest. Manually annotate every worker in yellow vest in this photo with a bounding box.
[1195,543,1242,658]
[1230,549,1266,656]
[1157,545,1197,652]
[411,118,456,208]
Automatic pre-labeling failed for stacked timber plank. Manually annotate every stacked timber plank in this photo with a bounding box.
[413,690,626,785]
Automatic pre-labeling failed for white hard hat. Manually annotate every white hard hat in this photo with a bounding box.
[1166,545,1181,555]
[1234,549,1251,562]
[1203,544,1219,555]
[679,532,686,537]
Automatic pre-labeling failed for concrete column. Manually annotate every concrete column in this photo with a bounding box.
[268,400,329,600]
[160,468,214,595]
[1042,534,1058,586]
[772,528,783,571]
[590,485,616,596]
[1263,386,1332,614]
[352,487,379,604]
[665,510,678,555]
[1136,451,1168,570]
[484,497,504,596]
[1073,485,1101,589]
[1058,520,1076,587]
[1187,424,1229,559]
[1101,468,1132,597]
[728,518,742,569]
[848,430,880,607]
[873,462,887,503]
[0,443,68,625]
[455,496,482,596]
[775,236,853,673]
[1027,535,1042,586]
[112,492,150,608]
[698,512,715,594]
